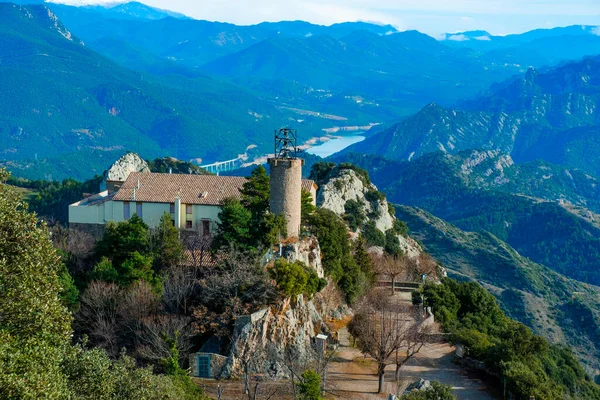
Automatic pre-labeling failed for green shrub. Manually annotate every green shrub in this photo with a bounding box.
[384,230,402,257]
[392,219,409,237]
[362,221,385,247]
[402,381,456,399]
[298,369,323,400]
[344,199,365,232]
[270,259,324,299]
[365,189,385,203]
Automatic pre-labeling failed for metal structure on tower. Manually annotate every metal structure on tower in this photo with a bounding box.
[274,128,299,159]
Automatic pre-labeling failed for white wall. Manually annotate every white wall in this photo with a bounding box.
[70,200,221,233]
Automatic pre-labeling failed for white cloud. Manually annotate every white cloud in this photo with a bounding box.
[592,26,600,36]
[44,0,600,36]
[447,34,469,41]
[474,35,491,41]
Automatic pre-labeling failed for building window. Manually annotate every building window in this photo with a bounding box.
[186,221,193,229]
[136,202,143,218]
[123,202,130,219]
[170,203,175,214]
[171,219,175,226]
[186,205,192,215]
[202,220,211,237]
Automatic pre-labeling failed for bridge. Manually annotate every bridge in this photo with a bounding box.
[200,158,242,174]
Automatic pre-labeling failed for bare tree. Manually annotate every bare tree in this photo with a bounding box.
[181,226,213,270]
[51,224,96,274]
[282,342,337,397]
[75,281,122,357]
[162,265,198,315]
[349,291,428,394]
[373,254,415,295]
[416,253,439,280]
[394,320,430,381]
[135,314,195,367]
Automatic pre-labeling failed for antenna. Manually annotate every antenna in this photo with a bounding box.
[274,128,299,159]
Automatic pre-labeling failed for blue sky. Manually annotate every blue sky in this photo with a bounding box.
[49,0,600,35]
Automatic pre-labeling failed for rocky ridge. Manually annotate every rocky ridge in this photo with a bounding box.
[100,152,150,190]
[317,168,421,258]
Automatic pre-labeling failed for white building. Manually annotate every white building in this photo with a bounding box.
[69,172,317,236]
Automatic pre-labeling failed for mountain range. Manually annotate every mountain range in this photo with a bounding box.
[345,56,600,175]
[1,2,599,181]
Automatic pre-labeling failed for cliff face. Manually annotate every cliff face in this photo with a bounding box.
[283,236,325,278]
[317,169,421,258]
[221,294,325,379]
[100,152,150,190]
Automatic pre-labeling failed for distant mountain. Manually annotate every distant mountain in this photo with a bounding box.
[396,205,600,372]
[344,57,600,175]
[92,1,190,20]
[0,3,331,180]
[341,150,600,287]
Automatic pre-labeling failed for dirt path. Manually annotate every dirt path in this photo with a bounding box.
[327,325,499,399]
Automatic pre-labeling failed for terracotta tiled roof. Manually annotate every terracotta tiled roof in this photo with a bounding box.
[113,172,316,206]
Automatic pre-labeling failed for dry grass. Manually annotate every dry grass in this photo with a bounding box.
[325,316,352,333]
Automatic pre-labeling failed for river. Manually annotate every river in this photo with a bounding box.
[304,133,366,158]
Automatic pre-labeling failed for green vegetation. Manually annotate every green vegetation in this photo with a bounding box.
[308,208,370,304]
[6,175,103,222]
[301,189,316,223]
[362,220,385,247]
[214,166,286,252]
[396,205,600,372]
[384,229,402,257]
[0,168,204,399]
[297,369,323,400]
[420,279,600,399]
[402,381,456,400]
[344,199,365,232]
[270,259,327,299]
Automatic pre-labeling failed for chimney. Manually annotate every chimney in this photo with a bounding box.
[132,187,136,201]
[174,197,182,229]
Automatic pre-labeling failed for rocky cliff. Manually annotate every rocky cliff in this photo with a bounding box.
[317,168,421,258]
[221,294,326,379]
[100,152,150,191]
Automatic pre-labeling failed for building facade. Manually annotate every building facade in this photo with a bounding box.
[69,172,317,235]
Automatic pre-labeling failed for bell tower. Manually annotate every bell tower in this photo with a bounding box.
[268,128,304,239]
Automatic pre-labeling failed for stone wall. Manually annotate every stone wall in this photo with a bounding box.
[189,353,228,379]
[268,158,303,238]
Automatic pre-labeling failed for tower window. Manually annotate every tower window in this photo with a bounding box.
[136,202,143,218]
[170,203,175,214]
[186,205,192,215]
[123,202,130,219]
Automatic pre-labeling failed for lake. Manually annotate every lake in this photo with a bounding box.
[304,134,366,158]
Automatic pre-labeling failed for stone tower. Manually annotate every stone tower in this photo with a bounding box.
[268,128,303,239]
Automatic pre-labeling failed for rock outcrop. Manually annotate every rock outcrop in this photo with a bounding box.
[100,152,150,191]
[221,294,326,379]
[282,236,325,278]
[317,168,421,258]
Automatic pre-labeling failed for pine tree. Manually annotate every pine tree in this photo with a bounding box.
[152,212,184,271]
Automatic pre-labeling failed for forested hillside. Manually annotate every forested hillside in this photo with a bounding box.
[397,205,600,374]
[340,151,600,287]
[0,4,336,180]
